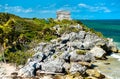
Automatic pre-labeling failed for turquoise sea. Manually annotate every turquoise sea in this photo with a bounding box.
[81,20,120,49]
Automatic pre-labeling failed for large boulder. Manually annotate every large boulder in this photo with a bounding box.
[41,58,65,73]
[106,38,118,53]
[69,50,86,62]
[82,42,94,49]
[83,53,95,62]
[83,33,105,49]
[88,46,106,58]
[69,62,87,74]
[69,50,95,62]
[18,61,37,77]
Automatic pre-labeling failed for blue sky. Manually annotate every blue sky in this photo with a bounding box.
[0,0,120,19]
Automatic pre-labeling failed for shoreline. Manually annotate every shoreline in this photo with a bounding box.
[93,53,120,79]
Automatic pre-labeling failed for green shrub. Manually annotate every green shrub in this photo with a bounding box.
[5,50,34,66]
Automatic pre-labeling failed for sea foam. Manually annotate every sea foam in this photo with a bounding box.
[111,53,120,61]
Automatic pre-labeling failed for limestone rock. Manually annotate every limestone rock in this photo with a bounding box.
[83,53,95,62]
[63,63,71,71]
[86,69,105,78]
[69,62,87,74]
[70,51,95,62]
[86,69,101,77]
[67,41,83,49]
[41,58,65,73]
[78,62,92,67]
[88,46,106,58]
[18,61,36,77]
[106,38,118,53]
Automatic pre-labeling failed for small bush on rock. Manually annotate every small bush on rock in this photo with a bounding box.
[76,50,86,55]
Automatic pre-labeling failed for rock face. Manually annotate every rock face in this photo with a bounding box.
[86,69,105,78]
[106,38,118,53]
[69,62,87,74]
[88,46,106,58]
[18,25,118,77]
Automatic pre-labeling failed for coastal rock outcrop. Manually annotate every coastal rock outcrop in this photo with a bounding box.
[18,24,118,78]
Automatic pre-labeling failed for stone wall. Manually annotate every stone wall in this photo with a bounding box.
[57,10,71,20]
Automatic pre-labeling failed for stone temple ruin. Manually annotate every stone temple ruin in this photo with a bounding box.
[56,10,71,20]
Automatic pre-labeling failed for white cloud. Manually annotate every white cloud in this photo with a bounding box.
[79,3,88,7]
[78,3,111,13]
[1,4,33,13]
[39,10,55,13]
[58,6,80,13]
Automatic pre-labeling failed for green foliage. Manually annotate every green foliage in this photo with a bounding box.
[53,55,57,59]
[0,55,3,61]
[59,26,80,34]
[4,50,34,65]
[76,50,86,55]
[95,32,104,37]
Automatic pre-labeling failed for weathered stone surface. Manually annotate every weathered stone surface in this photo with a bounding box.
[88,46,106,58]
[82,42,94,49]
[83,33,103,49]
[106,38,118,53]
[86,69,100,77]
[78,62,92,67]
[67,41,83,49]
[61,33,70,41]
[59,52,70,62]
[30,52,45,62]
[70,50,95,62]
[84,53,95,62]
[69,62,87,74]
[86,69,105,78]
[41,58,65,73]
[19,61,36,77]
[77,31,86,39]
[63,63,71,71]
